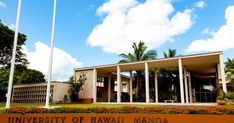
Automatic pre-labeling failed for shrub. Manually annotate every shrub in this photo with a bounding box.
[3,106,234,115]
[68,73,87,102]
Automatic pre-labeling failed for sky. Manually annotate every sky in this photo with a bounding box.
[0,0,234,81]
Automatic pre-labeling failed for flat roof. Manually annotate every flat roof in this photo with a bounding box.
[75,51,222,74]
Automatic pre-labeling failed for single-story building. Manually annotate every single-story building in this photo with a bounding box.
[12,82,70,103]
[74,51,228,104]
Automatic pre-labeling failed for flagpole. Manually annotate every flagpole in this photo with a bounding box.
[45,0,57,108]
[5,0,22,108]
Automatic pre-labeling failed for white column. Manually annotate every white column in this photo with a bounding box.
[129,71,133,103]
[178,59,185,103]
[188,72,192,103]
[108,74,111,102]
[219,54,227,93]
[145,62,150,103]
[154,69,158,103]
[6,0,22,109]
[117,65,121,103]
[184,68,189,103]
[93,68,97,103]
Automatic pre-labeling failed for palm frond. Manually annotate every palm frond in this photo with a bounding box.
[118,60,130,63]
[143,50,157,60]
[163,52,168,58]
[119,53,129,59]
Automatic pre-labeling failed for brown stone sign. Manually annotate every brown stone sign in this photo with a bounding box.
[0,113,234,123]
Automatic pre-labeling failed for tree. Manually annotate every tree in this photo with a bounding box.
[0,22,28,67]
[0,22,46,102]
[0,67,45,102]
[225,58,234,75]
[225,57,234,90]
[119,41,157,101]
[18,69,46,84]
[163,49,176,58]
[160,49,179,101]
[68,73,87,102]
[119,41,157,63]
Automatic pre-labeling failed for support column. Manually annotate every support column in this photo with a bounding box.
[93,68,97,103]
[108,74,111,102]
[129,71,133,103]
[188,72,192,103]
[145,62,150,103]
[219,54,227,93]
[154,69,158,103]
[178,59,185,103]
[184,68,189,103]
[117,65,121,103]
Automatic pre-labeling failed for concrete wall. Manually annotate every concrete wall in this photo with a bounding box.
[75,70,94,99]
[12,82,70,103]
[53,83,70,102]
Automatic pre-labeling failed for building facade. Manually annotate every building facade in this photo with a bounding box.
[74,51,228,104]
[12,82,70,103]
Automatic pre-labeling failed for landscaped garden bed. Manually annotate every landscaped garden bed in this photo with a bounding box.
[3,106,234,115]
[1,104,234,123]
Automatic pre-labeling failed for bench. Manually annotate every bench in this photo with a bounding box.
[164,100,175,103]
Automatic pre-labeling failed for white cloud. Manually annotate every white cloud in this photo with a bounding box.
[201,28,216,36]
[23,42,82,81]
[0,1,6,8]
[87,0,194,54]
[194,1,205,9]
[8,24,16,30]
[186,6,234,52]
[201,28,211,35]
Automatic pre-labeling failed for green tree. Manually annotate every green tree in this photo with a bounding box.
[225,58,234,75]
[0,66,45,102]
[160,49,179,101]
[0,22,46,102]
[0,22,28,67]
[119,41,157,101]
[18,69,46,84]
[163,49,176,58]
[119,41,157,63]
[68,73,87,102]
[225,57,234,90]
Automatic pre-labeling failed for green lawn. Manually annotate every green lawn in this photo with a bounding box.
[0,103,155,111]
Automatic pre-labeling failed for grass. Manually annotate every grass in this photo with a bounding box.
[0,103,155,111]
[0,103,155,113]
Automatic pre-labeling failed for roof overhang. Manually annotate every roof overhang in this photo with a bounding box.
[75,51,222,74]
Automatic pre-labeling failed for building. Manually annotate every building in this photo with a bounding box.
[74,51,228,104]
[12,82,70,103]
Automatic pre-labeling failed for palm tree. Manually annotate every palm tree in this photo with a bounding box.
[119,41,157,63]
[161,49,178,100]
[118,41,157,101]
[163,48,176,58]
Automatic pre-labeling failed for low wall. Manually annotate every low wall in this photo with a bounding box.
[0,113,234,123]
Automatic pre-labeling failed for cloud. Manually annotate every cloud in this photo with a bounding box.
[201,28,216,36]
[194,1,205,9]
[23,42,82,81]
[8,24,16,30]
[0,1,6,8]
[186,6,234,52]
[87,0,194,54]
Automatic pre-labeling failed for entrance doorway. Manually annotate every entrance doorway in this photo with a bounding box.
[192,76,217,102]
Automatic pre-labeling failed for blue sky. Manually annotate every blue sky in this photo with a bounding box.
[0,0,234,81]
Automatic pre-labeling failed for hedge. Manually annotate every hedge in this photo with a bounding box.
[3,106,234,115]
